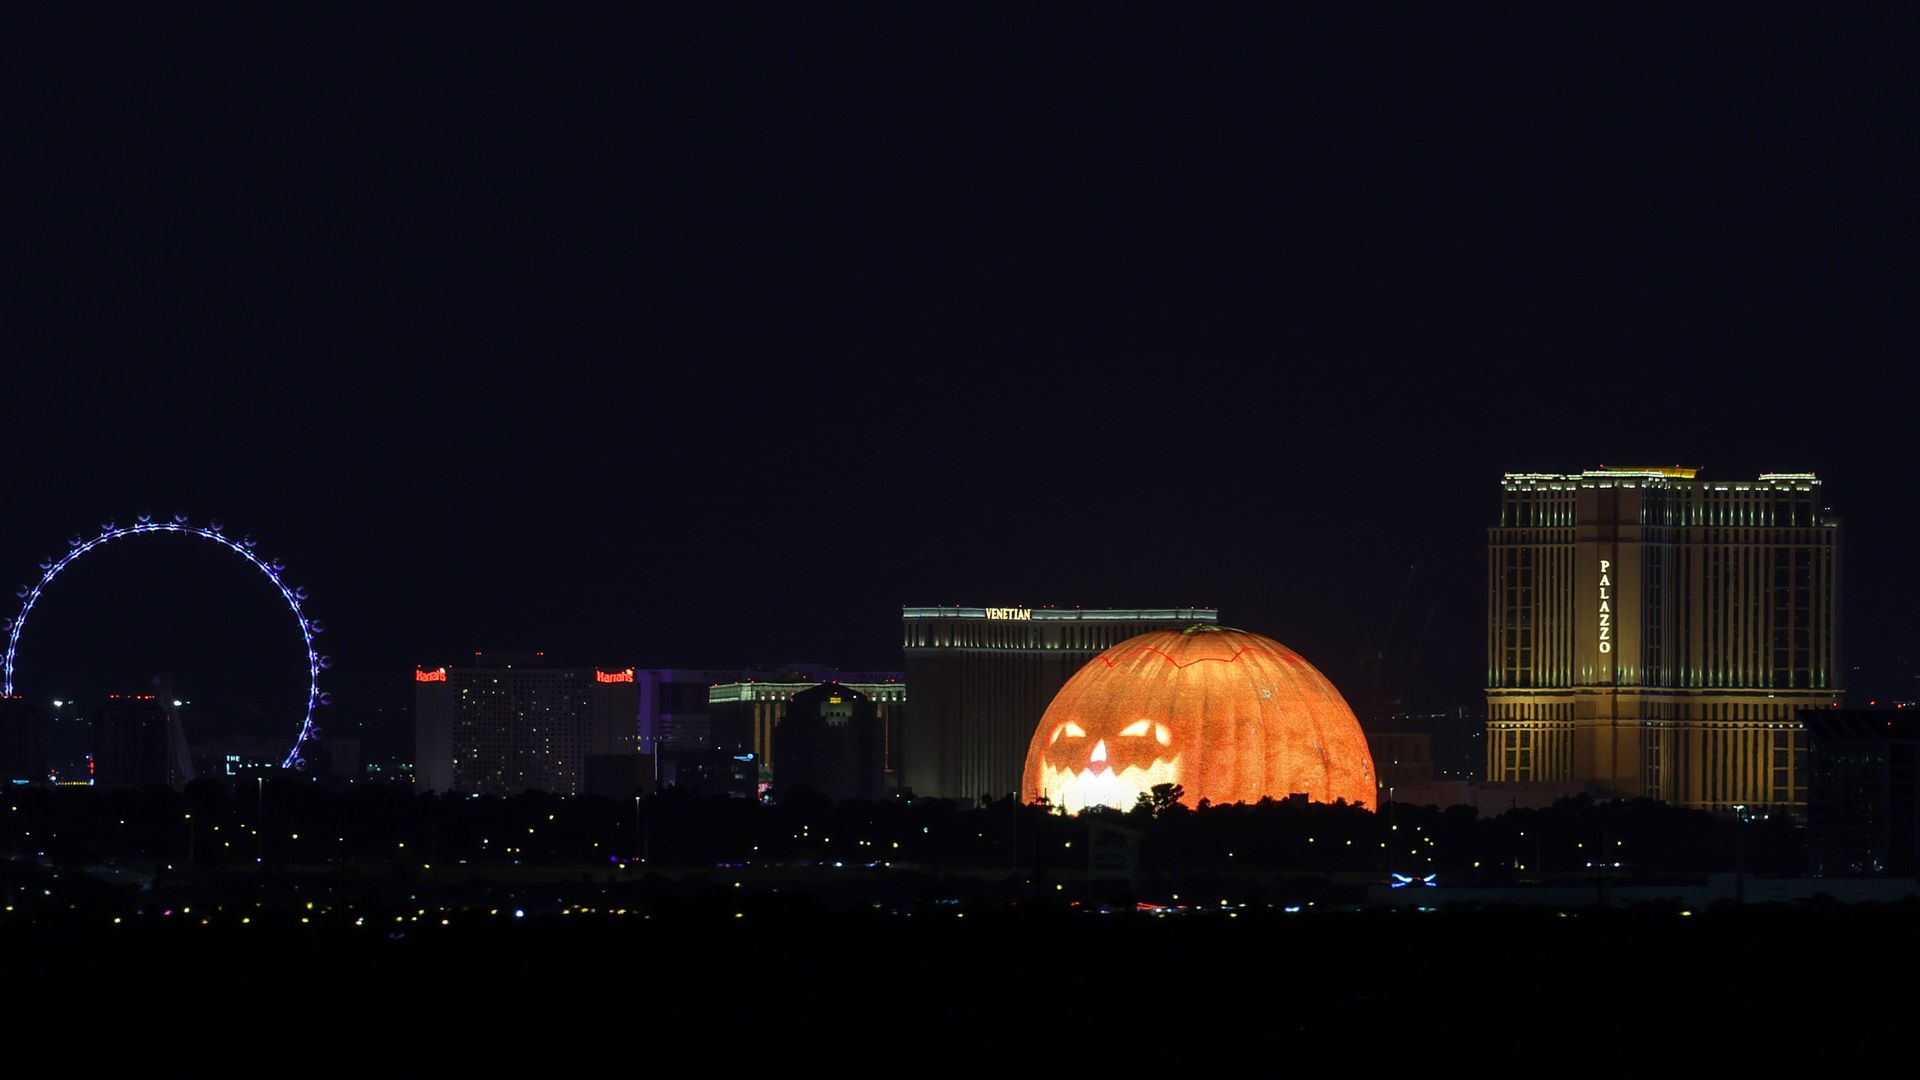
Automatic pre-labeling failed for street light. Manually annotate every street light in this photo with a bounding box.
[1732,804,1749,903]
[1385,784,1395,880]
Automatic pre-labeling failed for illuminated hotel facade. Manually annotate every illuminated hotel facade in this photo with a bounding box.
[902,606,1219,800]
[706,672,905,787]
[414,655,639,795]
[1486,467,1841,812]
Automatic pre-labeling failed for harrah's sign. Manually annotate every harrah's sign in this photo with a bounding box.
[985,607,1032,621]
[1597,559,1613,655]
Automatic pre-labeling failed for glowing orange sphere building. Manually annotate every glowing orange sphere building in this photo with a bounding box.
[1021,626,1375,812]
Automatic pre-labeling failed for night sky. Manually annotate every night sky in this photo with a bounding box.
[4,8,1914,756]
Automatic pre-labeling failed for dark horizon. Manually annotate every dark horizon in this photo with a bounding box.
[4,8,1915,755]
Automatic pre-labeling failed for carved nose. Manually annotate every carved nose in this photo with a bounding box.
[1090,739,1107,764]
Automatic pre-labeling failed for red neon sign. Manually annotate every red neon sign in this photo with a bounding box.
[415,668,447,683]
[596,668,635,684]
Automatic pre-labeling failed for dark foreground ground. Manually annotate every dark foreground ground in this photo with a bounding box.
[10,901,1916,1068]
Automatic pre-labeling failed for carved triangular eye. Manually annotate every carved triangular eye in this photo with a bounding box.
[1119,720,1152,737]
[1049,721,1087,745]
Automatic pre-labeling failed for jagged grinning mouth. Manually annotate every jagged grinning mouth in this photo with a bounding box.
[1040,755,1183,813]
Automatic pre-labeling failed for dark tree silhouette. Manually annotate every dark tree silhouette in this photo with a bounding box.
[1132,783,1186,819]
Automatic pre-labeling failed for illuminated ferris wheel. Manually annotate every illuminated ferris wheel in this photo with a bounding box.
[2,516,328,770]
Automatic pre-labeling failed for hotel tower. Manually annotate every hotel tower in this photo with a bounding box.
[902,606,1219,800]
[1486,467,1841,811]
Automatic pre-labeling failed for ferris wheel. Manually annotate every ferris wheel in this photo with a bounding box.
[3,516,328,770]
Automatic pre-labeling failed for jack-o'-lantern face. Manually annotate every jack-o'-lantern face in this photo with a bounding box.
[1022,626,1377,813]
[1037,715,1182,813]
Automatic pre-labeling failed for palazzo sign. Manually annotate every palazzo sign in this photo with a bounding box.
[1597,559,1612,655]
